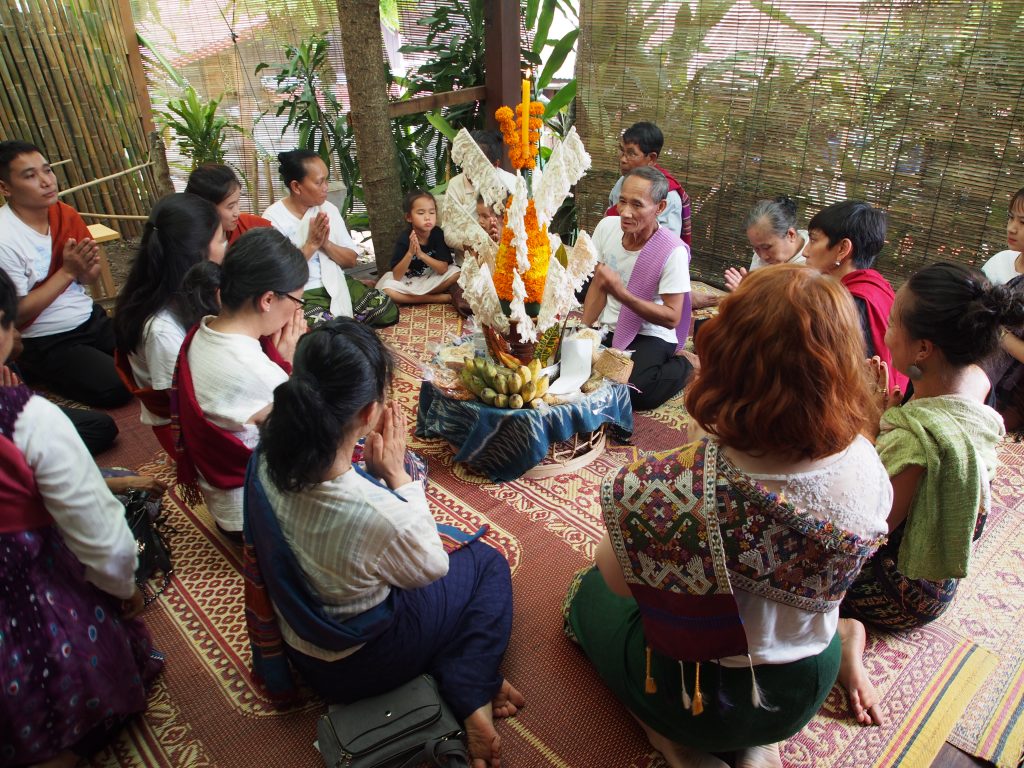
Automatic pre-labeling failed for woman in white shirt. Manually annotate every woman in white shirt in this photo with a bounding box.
[0,269,163,767]
[249,319,519,768]
[174,228,306,538]
[114,193,226,454]
[981,187,1024,285]
[262,150,359,321]
[722,196,808,292]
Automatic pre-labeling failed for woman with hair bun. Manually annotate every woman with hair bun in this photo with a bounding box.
[565,265,890,768]
[114,192,225,453]
[172,227,307,537]
[722,196,808,292]
[840,262,1021,726]
[247,318,519,768]
[262,150,359,322]
[185,163,272,246]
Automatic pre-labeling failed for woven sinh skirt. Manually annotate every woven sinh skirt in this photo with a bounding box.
[563,566,840,752]
[841,523,958,631]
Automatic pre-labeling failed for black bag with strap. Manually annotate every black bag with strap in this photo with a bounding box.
[316,675,469,768]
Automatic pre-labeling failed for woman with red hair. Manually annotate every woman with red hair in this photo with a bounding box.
[564,265,891,768]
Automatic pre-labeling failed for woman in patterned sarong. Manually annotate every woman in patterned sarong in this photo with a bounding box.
[0,269,163,767]
[840,262,1023,725]
[564,265,891,768]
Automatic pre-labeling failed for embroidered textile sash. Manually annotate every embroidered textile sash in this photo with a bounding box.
[605,438,885,663]
[610,226,691,352]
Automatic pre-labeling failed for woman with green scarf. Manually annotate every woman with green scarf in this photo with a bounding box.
[840,262,1024,727]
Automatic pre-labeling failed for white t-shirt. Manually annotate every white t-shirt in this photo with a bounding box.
[725,435,891,666]
[14,395,138,599]
[591,216,690,345]
[0,204,93,338]
[749,228,809,271]
[127,308,186,426]
[982,249,1021,285]
[258,456,449,661]
[186,316,289,531]
[262,199,356,292]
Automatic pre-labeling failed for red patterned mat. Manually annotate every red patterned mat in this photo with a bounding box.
[87,304,1008,768]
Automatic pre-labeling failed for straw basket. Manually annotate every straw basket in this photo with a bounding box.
[593,348,634,384]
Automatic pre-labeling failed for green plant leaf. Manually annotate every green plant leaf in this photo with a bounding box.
[537,29,578,89]
[543,79,576,119]
[425,111,457,140]
[137,31,186,87]
[525,0,541,30]
[533,0,557,55]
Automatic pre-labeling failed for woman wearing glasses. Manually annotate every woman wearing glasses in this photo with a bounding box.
[172,228,306,538]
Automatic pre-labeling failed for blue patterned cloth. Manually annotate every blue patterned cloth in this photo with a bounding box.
[415,381,633,481]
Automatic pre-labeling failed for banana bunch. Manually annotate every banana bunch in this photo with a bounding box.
[461,356,550,409]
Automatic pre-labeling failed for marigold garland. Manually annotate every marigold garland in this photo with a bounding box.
[497,102,543,170]
[493,198,549,305]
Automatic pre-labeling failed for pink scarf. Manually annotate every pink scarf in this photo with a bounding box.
[611,227,691,351]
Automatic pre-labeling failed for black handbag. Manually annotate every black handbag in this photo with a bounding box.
[316,675,469,768]
[121,488,173,604]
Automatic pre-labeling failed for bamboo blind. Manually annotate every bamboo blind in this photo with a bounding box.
[0,0,160,237]
[135,0,478,209]
[576,0,1024,287]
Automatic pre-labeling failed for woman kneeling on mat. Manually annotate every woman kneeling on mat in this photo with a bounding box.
[563,265,890,768]
[244,318,520,768]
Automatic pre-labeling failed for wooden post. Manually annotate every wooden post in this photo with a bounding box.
[149,131,175,198]
[484,0,522,139]
[337,0,406,276]
[114,0,155,135]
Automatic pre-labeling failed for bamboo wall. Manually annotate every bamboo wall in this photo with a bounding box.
[576,0,1024,288]
[0,0,160,237]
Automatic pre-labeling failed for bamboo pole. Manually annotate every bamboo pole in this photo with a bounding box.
[264,157,276,206]
[57,161,155,197]
[78,212,149,221]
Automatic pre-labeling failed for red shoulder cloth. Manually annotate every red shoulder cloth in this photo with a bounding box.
[0,386,52,533]
[45,201,91,281]
[227,213,273,246]
[841,269,909,392]
[114,348,171,420]
[171,324,291,496]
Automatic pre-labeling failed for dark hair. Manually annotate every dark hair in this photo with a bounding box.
[622,122,664,157]
[807,200,887,269]
[181,260,222,321]
[217,228,308,312]
[623,166,669,204]
[0,140,44,183]
[184,163,241,205]
[403,188,436,215]
[1010,187,1024,214]
[470,129,503,165]
[745,196,798,235]
[278,149,321,188]
[0,268,16,330]
[261,318,394,491]
[901,262,1024,366]
[114,193,220,353]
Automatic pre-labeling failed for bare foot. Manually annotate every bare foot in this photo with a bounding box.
[632,715,728,768]
[737,743,782,768]
[677,349,701,374]
[491,679,525,718]
[465,702,501,768]
[837,618,886,726]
